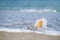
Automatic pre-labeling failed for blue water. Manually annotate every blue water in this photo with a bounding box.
[0,0,60,11]
[0,0,60,35]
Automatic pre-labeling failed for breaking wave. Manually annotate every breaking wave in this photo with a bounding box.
[0,8,57,13]
[19,9,57,13]
[0,27,60,36]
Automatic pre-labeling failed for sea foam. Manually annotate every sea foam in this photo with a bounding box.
[20,9,57,13]
[0,28,60,36]
[0,28,33,32]
[0,9,57,13]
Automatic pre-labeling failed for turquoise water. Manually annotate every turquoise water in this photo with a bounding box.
[0,0,60,12]
[0,0,60,35]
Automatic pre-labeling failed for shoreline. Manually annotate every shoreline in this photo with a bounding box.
[0,31,60,40]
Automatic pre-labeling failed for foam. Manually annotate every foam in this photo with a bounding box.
[0,28,33,32]
[44,31,60,36]
[0,9,57,13]
[0,28,60,36]
[20,9,57,13]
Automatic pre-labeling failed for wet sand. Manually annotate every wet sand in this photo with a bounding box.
[0,31,60,40]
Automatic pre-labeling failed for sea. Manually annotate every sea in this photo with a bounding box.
[0,0,60,36]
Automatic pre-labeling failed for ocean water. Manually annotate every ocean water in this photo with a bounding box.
[0,0,60,36]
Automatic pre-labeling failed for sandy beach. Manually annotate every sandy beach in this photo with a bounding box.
[0,31,60,40]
